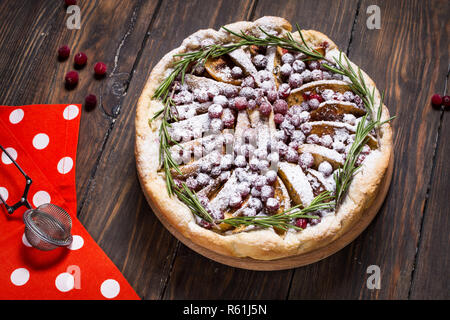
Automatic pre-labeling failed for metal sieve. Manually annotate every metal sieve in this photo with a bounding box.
[0,144,73,250]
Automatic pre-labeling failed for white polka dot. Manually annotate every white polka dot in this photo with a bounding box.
[68,235,84,250]
[32,133,50,150]
[57,157,74,174]
[9,109,24,124]
[10,268,30,286]
[1,147,17,165]
[0,187,8,201]
[22,233,32,247]
[32,191,51,207]
[100,279,120,299]
[55,272,74,292]
[63,105,79,120]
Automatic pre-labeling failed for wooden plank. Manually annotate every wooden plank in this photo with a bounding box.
[161,0,359,299]
[410,113,450,298]
[288,0,449,299]
[0,0,160,205]
[77,0,258,300]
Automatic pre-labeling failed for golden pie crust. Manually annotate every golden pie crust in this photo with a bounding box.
[135,16,392,260]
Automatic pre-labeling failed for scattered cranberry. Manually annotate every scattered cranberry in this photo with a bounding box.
[273,99,288,115]
[65,70,79,86]
[443,95,450,108]
[74,52,87,66]
[85,94,97,108]
[278,83,291,99]
[431,94,442,107]
[231,66,243,79]
[94,62,107,76]
[274,113,284,125]
[259,101,272,116]
[266,198,280,213]
[266,90,278,103]
[65,0,77,5]
[295,218,308,229]
[234,96,248,110]
[57,45,70,60]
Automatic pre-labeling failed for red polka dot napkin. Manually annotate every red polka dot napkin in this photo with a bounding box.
[0,104,140,300]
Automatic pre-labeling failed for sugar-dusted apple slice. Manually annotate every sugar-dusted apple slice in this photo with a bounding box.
[306,168,336,193]
[172,101,212,119]
[167,113,210,144]
[171,150,223,179]
[228,48,258,76]
[298,144,344,170]
[205,56,242,85]
[278,161,314,207]
[310,100,366,121]
[184,74,239,93]
[307,120,378,149]
[305,169,328,196]
[287,80,351,106]
[273,176,291,214]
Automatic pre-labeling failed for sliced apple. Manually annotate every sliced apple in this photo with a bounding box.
[173,101,212,118]
[228,48,258,76]
[184,74,239,93]
[307,121,378,149]
[287,80,351,106]
[278,161,314,207]
[205,56,242,85]
[298,144,344,170]
[310,100,366,121]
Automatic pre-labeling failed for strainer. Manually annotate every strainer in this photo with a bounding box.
[0,144,73,250]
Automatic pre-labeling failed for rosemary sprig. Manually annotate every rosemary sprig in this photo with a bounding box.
[220,191,334,230]
[150,23,394,231]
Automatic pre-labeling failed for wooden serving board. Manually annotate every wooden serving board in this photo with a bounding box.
[149,154,394,271]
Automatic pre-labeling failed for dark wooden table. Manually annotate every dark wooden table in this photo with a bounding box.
[0,0,448,300]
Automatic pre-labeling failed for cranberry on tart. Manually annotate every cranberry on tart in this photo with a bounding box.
[135,16,393,261]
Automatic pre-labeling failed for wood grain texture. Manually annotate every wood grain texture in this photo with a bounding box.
[0,0,160,205]
[289,0,449,299]
[410,112,450,299]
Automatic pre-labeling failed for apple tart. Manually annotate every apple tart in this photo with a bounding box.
[135,16,393,260]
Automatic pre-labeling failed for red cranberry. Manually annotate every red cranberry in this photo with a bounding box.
[266,90,278,103]
[281,53,294,65]
[265,170,277,185]
[242,75,256,88]
[431,94,443,107]
[259,101,272,116]
[266,198,280,213]
[273,99,288,115]
[278,83,291,99]
[94,62,107,76]
[229,193,243,208]
[252,54,268,69]
[299,152,314,169]
[309,93,323,102]
[199,219,212,229]
[231,66,243,79]
[85,94,97,108]
[274,113,284,125]
[65,70,79,86]
[307,60,320,70]
[74,52,87,66]
[234,96,248,110]
[57,45,70,60]
[221,109,235,127]
[285,147,299,163]
[208,104,223,118]
[443,95,450,108]
[295,218,308,229]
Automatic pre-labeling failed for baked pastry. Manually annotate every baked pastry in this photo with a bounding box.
[135,16,393,261]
